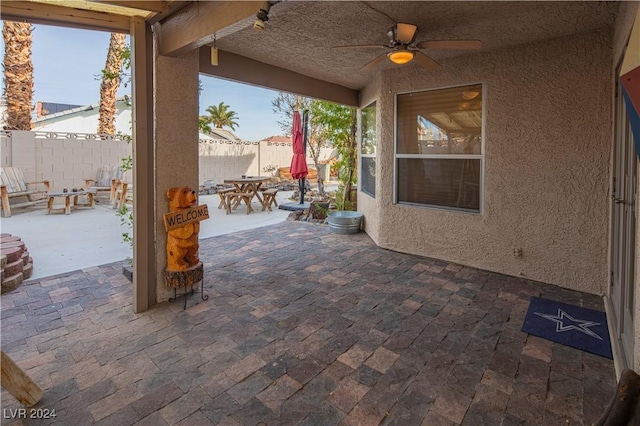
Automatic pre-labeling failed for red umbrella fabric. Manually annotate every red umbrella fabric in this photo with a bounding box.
[290,110,308,180]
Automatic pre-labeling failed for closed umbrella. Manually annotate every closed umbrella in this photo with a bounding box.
[290,110,308,204]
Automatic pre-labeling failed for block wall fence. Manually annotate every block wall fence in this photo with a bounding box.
[1,131,332,190]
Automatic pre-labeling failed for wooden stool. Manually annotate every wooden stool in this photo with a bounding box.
[217,188,235,212]
[227,192,253,214]
[262,188,279,211]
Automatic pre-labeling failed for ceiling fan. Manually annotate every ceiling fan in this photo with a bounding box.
[334,23,482,71]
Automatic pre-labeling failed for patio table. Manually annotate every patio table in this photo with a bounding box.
[223,176,270,213]
[47,188,97,215]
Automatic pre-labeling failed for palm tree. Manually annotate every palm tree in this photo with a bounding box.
[202,102,239,131]
[2,21,34,130]
[98,33,127,135]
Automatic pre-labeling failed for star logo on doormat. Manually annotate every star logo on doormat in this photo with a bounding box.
[534,308,603,340]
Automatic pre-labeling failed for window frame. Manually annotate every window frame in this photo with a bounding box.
[393,82,486,214]
[360,100,377,198]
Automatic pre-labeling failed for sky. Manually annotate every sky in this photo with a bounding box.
[2,24,284,141]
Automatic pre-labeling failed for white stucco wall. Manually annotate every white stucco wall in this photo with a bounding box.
[363,29,613,295]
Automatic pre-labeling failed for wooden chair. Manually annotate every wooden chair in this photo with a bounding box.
[262,188,279,211]
[85,166,123,201]
[111,180,131,210]
[1,167,51,217]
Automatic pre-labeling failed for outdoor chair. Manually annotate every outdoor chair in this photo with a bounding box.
[0,167,51,217]
[85,166,123,202]
[261,188,279,211]
[111,180,131,210]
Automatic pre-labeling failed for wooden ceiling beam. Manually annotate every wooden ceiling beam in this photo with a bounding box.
[199,48,359,107]
[157,1,263,57]
[88,1,168,13]
[1,1,131,33]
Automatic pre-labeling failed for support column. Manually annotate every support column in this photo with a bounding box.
[131,17,154,313]
[153,29,200,304]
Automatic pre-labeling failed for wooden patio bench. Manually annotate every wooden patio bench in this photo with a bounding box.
[1,167,51,218]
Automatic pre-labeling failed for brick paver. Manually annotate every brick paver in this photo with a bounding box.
[0,221,616,425]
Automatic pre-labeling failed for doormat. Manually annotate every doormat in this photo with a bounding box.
[522,297,612,359]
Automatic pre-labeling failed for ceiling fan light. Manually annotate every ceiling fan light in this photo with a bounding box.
[388,50,415,65]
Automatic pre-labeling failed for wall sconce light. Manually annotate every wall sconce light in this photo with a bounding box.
[388,49,415,65]
[254,2,272,31]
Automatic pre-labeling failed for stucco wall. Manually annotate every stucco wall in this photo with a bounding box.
[154,50,200,304]
[366,29,613,295]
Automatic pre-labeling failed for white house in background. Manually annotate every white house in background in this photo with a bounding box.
[32,98,241,141]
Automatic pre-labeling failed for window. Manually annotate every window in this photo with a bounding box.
[396,84,483,212]
[360,101,376,197]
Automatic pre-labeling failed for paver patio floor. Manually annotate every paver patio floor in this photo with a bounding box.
[1,221,616,425]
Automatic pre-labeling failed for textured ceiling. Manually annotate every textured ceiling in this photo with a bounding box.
[215,1,620,90]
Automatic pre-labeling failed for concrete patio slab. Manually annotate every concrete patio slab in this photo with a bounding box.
[0,221,616,425]
[1,191,296,281]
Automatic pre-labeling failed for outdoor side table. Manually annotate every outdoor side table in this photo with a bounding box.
[47,189,97,215]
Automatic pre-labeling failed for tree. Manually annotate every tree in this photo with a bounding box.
[271,92,331,194]
[312,101,357,209]
[202,102,239,131]
[98,33,128,135]
[2,22,34,130]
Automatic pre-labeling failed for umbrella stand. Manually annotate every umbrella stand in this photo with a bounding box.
[299,110,309,204]
[279,109,311,212]
[299,178,305,204]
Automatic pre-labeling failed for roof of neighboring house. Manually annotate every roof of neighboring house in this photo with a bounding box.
[202,127,240,141]
[260,136,291,144]
[36,101,82,117]
[33,97,130,124]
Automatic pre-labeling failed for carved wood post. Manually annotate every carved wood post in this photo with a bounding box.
[1,350,43,407]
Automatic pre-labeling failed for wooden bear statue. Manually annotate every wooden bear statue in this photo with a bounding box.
[166,187,200,271]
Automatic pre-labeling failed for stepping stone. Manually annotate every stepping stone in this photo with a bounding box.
[1,247,23,263]
[20,251,30,266]
[0,241,25,250]
[1,272,23,294]
[0,235,21,244]
[4,259,24,277]
[22,262,33,280]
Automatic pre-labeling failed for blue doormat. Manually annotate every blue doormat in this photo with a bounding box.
[522,297,612,359]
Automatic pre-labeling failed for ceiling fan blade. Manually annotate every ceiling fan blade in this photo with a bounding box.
[333,44,388,49]
[416,40,482,50]
[413,52,441,70]
[360,54,387,72]
[396,23,418,44]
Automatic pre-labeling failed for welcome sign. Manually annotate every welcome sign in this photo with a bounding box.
[163,204,210,231]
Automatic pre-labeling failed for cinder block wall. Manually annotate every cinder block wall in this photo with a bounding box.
[2,131,335,190]
[1,130,131,190]
[198,139,333,184]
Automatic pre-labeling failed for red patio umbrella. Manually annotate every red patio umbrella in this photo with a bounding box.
[290,110,308,180]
